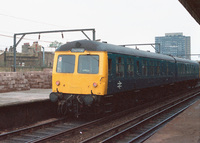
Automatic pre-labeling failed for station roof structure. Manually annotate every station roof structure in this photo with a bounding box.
[179,0,200,25]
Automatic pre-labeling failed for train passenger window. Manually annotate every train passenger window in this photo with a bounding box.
[182,64,184,74]
[188,65,190,74]
[156,61,160,76]
[185,65,187,74]
[178,64,180,75]
[186,65,188,74]
[166,63,169,75]
[78,55,99,74]
[127,58,134,77]
[136,61,140,75]
[142,60,148,76]
[191,65,194,73]
[181,64,183,75]
[161,63,164,75]
[196,66,198,73]
[196,65,198,74]
[149,61,154,76]
[108,59,112,75]
[181,65,183,74]
[57,55,75,73]
[116,57,124,77]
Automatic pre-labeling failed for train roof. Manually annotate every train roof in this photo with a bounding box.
[174,57,198,65]
[56,40,196,64]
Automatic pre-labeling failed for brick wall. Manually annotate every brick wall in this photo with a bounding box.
[0,71,52,93]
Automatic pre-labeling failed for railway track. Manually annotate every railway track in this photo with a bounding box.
[81,90,200,143]
[0,88,199,143]
[0,117,70,143]
[0,117,91,143]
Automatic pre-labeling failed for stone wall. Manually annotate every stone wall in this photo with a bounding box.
[0,70,52,93]
[0,72,30,93]
[24,71,52,89]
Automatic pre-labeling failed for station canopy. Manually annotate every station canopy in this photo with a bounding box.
[179,0,200,25]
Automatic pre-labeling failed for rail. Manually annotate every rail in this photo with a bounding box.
[84,91,199,143]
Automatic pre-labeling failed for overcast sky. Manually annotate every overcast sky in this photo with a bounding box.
[0,0,199,59]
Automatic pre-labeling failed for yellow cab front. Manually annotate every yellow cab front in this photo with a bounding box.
[52,50,108,96]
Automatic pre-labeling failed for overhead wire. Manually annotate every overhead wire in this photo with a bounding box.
[0,33,52,43]
[0,33,13,38]
[0,12,67,44]
[0,13,66,29]
[0,12,76,50]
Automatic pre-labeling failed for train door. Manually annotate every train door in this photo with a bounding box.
[108,55,114,80]
[134,57,142,89]
[107,53,115,94]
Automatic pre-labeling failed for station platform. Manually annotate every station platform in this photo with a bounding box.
[0,89,51,107]
[145,99,200,143]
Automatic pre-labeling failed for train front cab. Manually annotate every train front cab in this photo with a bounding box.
[50,50,108,115]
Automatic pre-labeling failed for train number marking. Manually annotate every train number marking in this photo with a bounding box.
[117,81,122,89]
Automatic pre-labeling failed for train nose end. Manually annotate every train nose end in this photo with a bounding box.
[49,92,58,102]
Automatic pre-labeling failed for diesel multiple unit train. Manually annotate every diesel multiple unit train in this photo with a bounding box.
[50,40,199,115]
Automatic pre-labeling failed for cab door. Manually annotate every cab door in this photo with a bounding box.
[134,57,142,89]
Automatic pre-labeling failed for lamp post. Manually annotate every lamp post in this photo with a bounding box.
[42,46,45,67]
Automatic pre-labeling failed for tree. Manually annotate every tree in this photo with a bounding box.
[49,41,63,49]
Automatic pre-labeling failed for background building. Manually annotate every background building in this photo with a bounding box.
[0,42,54,71]
[155,33,191,59]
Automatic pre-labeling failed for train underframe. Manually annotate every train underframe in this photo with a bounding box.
[50,92,105,117]
[50,79,199,117]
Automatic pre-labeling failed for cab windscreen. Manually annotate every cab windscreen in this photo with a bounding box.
[57,55,75,73]
[78,55,99,74]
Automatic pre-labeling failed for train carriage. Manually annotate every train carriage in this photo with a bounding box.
[106,51,176,94]
[175,57,199,86]
[49,40,199,115]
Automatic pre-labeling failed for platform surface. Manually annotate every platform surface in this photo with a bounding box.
[145,99,200,143]
[0,89,51,107]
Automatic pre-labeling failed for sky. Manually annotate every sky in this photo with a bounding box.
[0,0,199,60]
